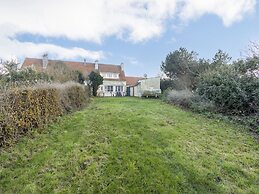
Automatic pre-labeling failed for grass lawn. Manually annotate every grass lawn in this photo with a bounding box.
[0,97,258,193]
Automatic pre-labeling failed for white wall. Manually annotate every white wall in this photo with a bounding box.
[127,77,161,97]
[139,77,160,91]
[97,80,126,97]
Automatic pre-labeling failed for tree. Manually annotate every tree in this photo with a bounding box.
[248,41,259,57]
[211,49,231,67]
[45,61,79,83]
[75,70,85,84]
[161,48,209,90]
[88,71,103,96]
[160,79,174,92]
[161,48,198,79]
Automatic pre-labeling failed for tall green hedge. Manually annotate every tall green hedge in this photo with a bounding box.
[0,82,90,147]
[198,66,259,115]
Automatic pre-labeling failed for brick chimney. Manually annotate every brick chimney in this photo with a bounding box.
[42,53,48,69]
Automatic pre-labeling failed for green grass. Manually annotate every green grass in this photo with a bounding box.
[0,97,258,194]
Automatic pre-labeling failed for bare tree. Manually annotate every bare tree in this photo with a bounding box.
[248,41,259,58]
[0,59,19,75]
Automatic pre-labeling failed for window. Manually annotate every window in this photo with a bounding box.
[115,86,123,92]
[103,72,119,78]
[105,86,113,92]
[106,73,113,78]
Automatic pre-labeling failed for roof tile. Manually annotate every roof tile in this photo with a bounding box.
[22,58,126,81]
[125,76,144,86]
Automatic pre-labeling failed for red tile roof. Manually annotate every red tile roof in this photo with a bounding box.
[22,58,126,81]
[125,76,144,86]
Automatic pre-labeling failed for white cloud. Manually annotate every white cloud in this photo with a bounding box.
[0,30,104,61]
[0,34,104,63]
[180,0,256,26]
[123,56,141,66]
[0,23,104,61]
[0,0,256,60]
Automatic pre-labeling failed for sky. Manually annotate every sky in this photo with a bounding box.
[0,0,258,77]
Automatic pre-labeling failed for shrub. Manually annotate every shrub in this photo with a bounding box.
[160,78,189,91]
[0,82,90,147]
[0,67,52,92]
[161,48,259,132]
[45,62,86,83]
[165,90,195,108]
[189,98,216,114]
[198,66,259,115]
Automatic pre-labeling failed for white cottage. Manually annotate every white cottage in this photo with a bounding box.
[96,61,127,97]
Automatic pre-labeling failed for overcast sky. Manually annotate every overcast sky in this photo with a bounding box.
[0,0,258,76]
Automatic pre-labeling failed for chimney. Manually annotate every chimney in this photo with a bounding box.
[83,58,86,66]
[0,58,2,64]
[42,53,48,69]
[95,60,98,70]
[120,62,124,71]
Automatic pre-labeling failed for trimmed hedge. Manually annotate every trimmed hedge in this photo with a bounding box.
[0,82,90,147]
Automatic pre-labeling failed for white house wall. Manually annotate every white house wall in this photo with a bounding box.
[139,77,160,91]
[127,77,161,97]
[130,87,134,96]
[97,80,126,97]
[134,85,141,97]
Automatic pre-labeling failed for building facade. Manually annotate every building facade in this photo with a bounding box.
[126,77,161,97]
[98,71,126,97]
[21,55,161,97]
[22,56,127,97]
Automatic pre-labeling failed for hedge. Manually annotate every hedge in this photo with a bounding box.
[0,82,90,147]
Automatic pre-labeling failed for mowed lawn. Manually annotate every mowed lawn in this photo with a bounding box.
[0,98,258,193]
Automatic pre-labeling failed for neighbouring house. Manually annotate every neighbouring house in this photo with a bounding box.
[126,76,161,97]
[125,76,144,96]
[21,55,126,97]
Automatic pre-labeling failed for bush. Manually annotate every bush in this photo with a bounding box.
[161,48,259,132]
[0,67,52,91]
[160,78,189,92]
[45,62,86,83]
[165,90,195,108]
[0,82,90,147]
[198,66,259,115]
[190,99,216,114]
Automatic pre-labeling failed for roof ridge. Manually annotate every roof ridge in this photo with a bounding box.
[126,76,144,78]
[24,57,122,67]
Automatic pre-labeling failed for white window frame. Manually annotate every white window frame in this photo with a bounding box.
[102,72,119,79]
[115,86,123,92]
[105,85,113,92]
